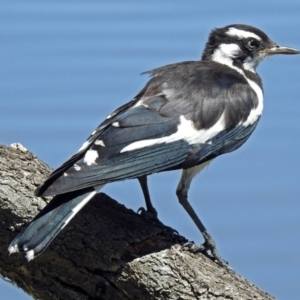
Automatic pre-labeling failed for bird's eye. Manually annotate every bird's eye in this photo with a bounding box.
[246,39,258,50]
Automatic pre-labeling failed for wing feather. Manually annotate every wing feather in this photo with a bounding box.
[43,140,189,196]
[37,60,261,197]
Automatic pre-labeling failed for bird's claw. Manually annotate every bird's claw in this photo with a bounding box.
[182,241,206,253]
[182,241,231,269]
[137,207,158,221]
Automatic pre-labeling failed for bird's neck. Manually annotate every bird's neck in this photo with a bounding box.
[202,45,264,119]
[202,46,263,91]
[207,45,251,74]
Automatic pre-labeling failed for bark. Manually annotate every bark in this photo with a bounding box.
[0,143,275,300]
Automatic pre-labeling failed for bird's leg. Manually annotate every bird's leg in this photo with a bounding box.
[137,175,179,235]
[176,188,224,264]
[137,175,158,220]
[176,164,228,267]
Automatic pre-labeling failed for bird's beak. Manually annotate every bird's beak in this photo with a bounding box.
[266,44,299,55]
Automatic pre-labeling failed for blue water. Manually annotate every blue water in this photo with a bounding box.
[0,1,299,299]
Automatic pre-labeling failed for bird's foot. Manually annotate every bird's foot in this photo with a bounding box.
[182,241,230,269]
[182,232,232,270]
[137,206,158,221]
[137,207,179,236]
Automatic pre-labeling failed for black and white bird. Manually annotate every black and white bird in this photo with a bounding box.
[9,24,298,264]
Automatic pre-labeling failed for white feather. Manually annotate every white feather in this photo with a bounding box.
[25,250,35,261]
[83,149,99,166]
[73,164,81,171]
[242,80,264,126]
[8,244,19,255]
[212,43,242,64]
[121,114,226,153]
[242,54,265,73]
[61,185,103,230]
[94,139,106,147]
[226,27,262,41]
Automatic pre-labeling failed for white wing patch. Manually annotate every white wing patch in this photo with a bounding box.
[94,139,106,147]
[121,114,226,153]
[73,164,81,171]
[226,27,262,41]
[83,149,99,165]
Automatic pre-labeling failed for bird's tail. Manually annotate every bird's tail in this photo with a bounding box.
[8,187,100,261]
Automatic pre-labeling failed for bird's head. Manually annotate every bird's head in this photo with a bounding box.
[202,24,299,72]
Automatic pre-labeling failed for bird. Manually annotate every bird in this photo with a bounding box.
[9,24,299,265]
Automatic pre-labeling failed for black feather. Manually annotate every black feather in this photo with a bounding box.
[9,188,95,257]
[42,140,189,196]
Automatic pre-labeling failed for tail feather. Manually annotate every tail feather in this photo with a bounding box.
[9,187,99,260]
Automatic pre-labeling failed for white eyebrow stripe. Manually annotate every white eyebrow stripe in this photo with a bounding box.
[226,27,262,41]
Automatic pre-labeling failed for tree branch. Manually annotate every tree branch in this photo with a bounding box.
[0,143,275,299]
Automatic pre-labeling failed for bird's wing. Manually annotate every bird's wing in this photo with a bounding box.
[39,96,191,196]
[37,61,260,196]
[35,95,141,196]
